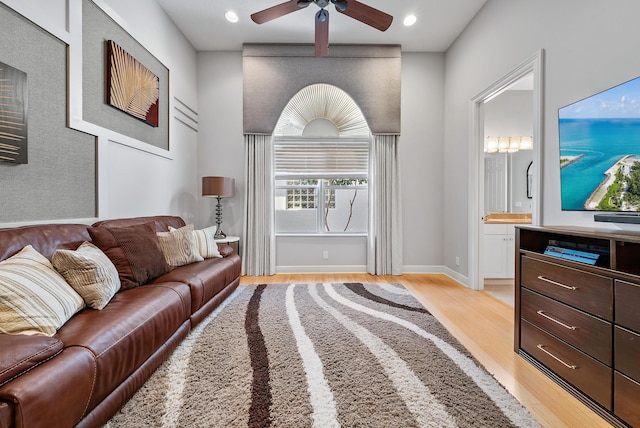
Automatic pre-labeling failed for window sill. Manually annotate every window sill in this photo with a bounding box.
[275,233,367,238]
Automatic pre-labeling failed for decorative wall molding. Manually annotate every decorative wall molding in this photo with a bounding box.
[173,97,198,132]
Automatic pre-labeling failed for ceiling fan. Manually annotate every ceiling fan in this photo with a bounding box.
[251,0,393,57]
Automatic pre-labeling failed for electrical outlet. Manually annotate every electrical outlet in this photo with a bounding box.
[455,256,460,266]
[323,250,329,259]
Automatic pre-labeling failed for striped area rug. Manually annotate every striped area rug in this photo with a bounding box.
[107,283,540,428]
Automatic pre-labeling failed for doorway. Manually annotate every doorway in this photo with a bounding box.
[468,50,545,291]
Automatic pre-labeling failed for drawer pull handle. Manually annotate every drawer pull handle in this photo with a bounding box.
[536,310,577,330]
[537,275,577,290]
[536,344,577,370]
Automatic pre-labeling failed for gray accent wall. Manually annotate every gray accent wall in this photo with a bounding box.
[0,3,96,222]
[82,0,169,150]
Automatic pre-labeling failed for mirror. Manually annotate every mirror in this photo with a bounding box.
[483,74,534,215]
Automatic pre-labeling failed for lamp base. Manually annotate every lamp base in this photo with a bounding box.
[214,229,226,239]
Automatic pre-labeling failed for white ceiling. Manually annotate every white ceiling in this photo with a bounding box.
[155,0,488,52]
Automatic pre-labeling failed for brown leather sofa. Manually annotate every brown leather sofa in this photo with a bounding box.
[0,215,241,428]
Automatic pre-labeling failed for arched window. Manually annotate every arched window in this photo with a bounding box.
[273,84,370,234]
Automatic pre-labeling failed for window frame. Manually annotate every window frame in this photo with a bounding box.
[274,137,370,236]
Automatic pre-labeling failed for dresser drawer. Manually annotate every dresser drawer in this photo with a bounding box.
[521,256,613,320]
[615,280,640,333]
[614,326,640,382]
[521,320,612,410]
[521,288,612,365]
[614,371,640,428]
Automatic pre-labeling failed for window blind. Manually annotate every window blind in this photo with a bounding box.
[274,141,369,177]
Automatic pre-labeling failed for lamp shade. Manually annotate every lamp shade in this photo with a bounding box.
[202,176,235,197]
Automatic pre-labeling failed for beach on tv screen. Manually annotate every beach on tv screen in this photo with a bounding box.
[559,75,640,212]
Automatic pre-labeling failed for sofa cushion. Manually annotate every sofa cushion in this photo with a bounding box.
[54,282,190,411]
[92,215,186,232]
[157,224,204,267]
[0,246,85,336]
[52,242,121,310]
[88,223,171,290]
[153,255,241,315]
[0,334,63,386]
[0,223,90,262]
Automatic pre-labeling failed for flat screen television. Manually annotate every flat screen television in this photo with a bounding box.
[559,74,640,223]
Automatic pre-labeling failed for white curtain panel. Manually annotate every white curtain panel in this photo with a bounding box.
[242,134,275,276]
[368,135,403,275]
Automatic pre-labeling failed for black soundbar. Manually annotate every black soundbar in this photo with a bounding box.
[594,212,640,224]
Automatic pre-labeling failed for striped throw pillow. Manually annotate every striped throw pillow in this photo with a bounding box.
[157,224,204,267]
[0,245,85,336]
[52,242,121,310]
[170,225,222,259]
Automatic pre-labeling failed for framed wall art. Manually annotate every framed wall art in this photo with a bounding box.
[0,61,27,164]
[106,40,159,127]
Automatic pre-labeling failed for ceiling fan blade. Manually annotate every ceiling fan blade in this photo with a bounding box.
[251,0,306,25]
[335,0,393,32]
[315,9,329,57]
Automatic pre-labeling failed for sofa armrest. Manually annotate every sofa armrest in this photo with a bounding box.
[0,400,13,428]
[0,334,63,386]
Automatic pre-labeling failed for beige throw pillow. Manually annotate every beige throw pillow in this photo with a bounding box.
[170,225,222,259]
[0,245,85,336]
[157,224,204,267]
[52,242,121,310]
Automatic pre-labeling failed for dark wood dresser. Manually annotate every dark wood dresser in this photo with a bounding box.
[515,225,640,427]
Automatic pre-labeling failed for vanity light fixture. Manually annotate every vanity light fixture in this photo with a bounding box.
[485,136,533,153]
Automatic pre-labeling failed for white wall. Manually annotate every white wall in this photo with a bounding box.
[196,52,244,233]
[0,0,199,227]
[196,51,447,273]
[400,53,446,272]
[444,0,640,278]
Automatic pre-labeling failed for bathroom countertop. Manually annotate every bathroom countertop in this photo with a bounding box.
[484,213,532,224]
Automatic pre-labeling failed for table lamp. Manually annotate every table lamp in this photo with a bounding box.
[202,176,235,239]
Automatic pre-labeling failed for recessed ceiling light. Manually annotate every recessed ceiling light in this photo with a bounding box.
[403,15,417,26]
[225,10,239,23]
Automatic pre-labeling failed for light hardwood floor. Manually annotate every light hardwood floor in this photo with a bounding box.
[240,273,613,428]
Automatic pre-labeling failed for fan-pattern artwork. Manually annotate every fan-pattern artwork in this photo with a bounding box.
[107,40,159,127]
[0,61,27,164]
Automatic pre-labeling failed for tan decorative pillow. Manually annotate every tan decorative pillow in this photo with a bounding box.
[0,245,85,336]
[52,242,121,310]
[156,224,204,267]
[170,225,222,259]
[88,222,171,290]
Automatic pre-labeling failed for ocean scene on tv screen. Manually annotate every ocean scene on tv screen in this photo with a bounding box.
[560,75,640,211]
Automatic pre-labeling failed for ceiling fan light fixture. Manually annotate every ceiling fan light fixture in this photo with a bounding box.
[317,9,328,23]
[403,14,417,26]
[297,0,312,8]
[331,0,348,12]
[224,10,239,23]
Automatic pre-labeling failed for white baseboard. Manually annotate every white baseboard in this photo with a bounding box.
[274,264,470,288]
[276,265,368,274]
[402,265,470,288]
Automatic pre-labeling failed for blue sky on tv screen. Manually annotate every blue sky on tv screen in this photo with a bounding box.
[560,76,640,119]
